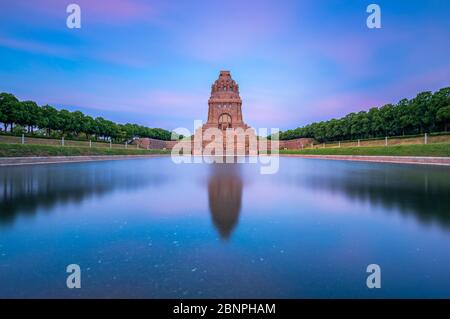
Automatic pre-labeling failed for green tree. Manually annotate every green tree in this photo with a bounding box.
[83,115,96,139]
[411,91,433,133]
[368,107,382,137]
[21,101,40,133]
[70,111,85,136]
[0,93,19,132]
[38,105,59,136]
[437,106,450,131]
[55,109,73,136]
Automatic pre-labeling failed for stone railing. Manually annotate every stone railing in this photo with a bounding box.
[135,136,316,152]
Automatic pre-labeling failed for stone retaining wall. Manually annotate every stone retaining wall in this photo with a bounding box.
[0,155,169,166]
[1,154,449,167]
[135,137,315,151]
[279,138,315,150]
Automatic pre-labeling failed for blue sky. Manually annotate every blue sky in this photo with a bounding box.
[0,0,449,131]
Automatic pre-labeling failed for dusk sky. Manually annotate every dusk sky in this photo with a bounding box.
[0,0,449,132]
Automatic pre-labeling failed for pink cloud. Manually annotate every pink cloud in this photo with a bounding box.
[240,87,302,129]
[301,92,386,123]
[388,64,450,96]
[121,90,207,120]
[40,88,206,122]
[245,100,295,128]
[0,35,74,58]
[307,34,376,77]
[171,1,295,62]
[0,33,153,67]
[88,49,153,68]
[82,0,156,20]
[7,0,159,23]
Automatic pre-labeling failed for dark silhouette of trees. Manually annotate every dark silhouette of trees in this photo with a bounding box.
[0,93,171,142]
[3,86,449,144]
[279,87,450,142]
[437,106,450,132]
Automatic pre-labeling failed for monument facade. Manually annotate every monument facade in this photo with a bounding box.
[136,70,314,153]
[202,71,251,131]
[193,71,256,155]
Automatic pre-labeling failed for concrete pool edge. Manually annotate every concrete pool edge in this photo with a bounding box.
[0,154,171,166]
[0,154,449,167]
[279,154,450,166]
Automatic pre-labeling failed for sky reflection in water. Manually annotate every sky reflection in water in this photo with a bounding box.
[1,157,450,298]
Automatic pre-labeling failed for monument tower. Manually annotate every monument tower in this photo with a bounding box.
[202,71,250,131]
[194,71,255,155]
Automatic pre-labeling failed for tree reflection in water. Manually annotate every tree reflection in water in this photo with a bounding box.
[0,161,162,226]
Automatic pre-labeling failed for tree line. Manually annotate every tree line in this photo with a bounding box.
[0,93,172,142]
[279,87,450,142]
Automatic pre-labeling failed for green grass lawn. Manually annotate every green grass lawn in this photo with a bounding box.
[0,143,171,157]
[1,142,450,158]
[280,143,450,157]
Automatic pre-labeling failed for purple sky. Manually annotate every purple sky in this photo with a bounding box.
[0,0,449,131]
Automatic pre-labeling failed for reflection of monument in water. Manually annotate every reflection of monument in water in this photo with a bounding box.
[208,163,242,240]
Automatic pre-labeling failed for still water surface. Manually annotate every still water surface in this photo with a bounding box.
[1,157,450,298]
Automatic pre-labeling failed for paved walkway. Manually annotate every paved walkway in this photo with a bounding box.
[0,155,169,166]
[0,154,449,167]
[280,154,450,166]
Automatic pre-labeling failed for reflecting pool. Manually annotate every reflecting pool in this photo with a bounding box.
[1,157,450,298]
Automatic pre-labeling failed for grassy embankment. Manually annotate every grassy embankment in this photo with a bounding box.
[279,143,450,157]
[1,142,450,158]
[0,143,171,157]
